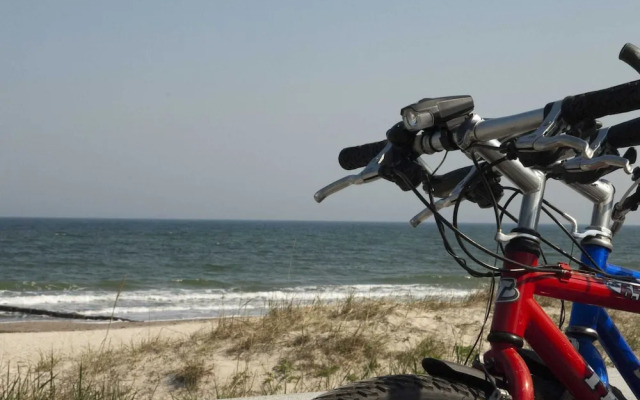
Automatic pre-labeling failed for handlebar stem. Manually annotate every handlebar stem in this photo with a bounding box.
[516,171,547,232]
[454,114,549,232]
[566,180,615,247]
[467,139,544,195]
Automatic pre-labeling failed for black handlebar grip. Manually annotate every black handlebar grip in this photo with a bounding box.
[606,117,640,148]
[618,191,640,213]
[430,166,474,198]
[338,140,388,170]
[619,43,640,75]
[561,80,640,125]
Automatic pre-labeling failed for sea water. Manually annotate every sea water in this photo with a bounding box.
[0,218,638,322]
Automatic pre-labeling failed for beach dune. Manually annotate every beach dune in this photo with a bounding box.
[0,297,634,399]
[0,297,497,399]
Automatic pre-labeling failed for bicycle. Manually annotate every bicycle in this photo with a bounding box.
[526,43,640,399]
[562,172,640,398]
[313,44,640,400]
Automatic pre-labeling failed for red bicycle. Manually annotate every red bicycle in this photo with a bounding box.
[314,45,640,400]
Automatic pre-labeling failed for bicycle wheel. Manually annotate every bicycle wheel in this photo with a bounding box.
[312,374,488,400]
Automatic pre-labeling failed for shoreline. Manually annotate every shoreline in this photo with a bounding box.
[0,285,484,324]
[0,288,486,333]
[0,316,219,333]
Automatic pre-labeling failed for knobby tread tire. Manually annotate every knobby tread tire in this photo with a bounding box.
[312,374,487,400]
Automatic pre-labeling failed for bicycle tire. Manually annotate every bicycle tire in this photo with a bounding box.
[312,374,488,400]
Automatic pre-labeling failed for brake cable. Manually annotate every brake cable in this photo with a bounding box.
[466,142,639,280]
[464,275,496,366]
[404,149,640,279]
[405,172,565,273]
[431,151,448,175]
[419,171,497,277]
[497,185,588,268]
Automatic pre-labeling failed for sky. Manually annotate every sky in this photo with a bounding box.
[3,1,640,225]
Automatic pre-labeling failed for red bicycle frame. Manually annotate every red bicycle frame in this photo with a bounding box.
[485,243,640,400]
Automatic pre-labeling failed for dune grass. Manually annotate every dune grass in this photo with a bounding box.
[0,294,636,399]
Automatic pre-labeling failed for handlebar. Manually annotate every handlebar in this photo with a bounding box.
[429,166,474,198]
[316,43,640,236]
[561,80,640,125]
[338,140,388,170]
[606,116,640,148]
[619,42,640,75]
[314,142,389,203]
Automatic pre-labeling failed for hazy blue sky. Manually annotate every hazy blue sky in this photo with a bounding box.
[3,1,640,225]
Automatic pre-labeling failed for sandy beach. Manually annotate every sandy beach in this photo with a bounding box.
[0,297,635,399]
[0,319,212,368]
[0,297,505,399]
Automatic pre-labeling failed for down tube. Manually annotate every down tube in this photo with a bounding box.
[526,298,617,399]
[568,245,610,385]
[597,308,640,398]
[571,244,640,397]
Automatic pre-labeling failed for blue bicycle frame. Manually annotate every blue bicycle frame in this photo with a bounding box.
[568,242,640,398]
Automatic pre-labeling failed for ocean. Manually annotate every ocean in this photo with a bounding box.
[0,218,638,322]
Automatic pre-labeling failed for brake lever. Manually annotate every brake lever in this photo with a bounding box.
[611,167,640,235]
[409,166,478,227]
[562,154,633,174]
[512,101,597,159]
[512,101,563,142]
[314,143,392,203]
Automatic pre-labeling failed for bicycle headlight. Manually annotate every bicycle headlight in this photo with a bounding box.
[400,96,475,132]
[401,106,434,131]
